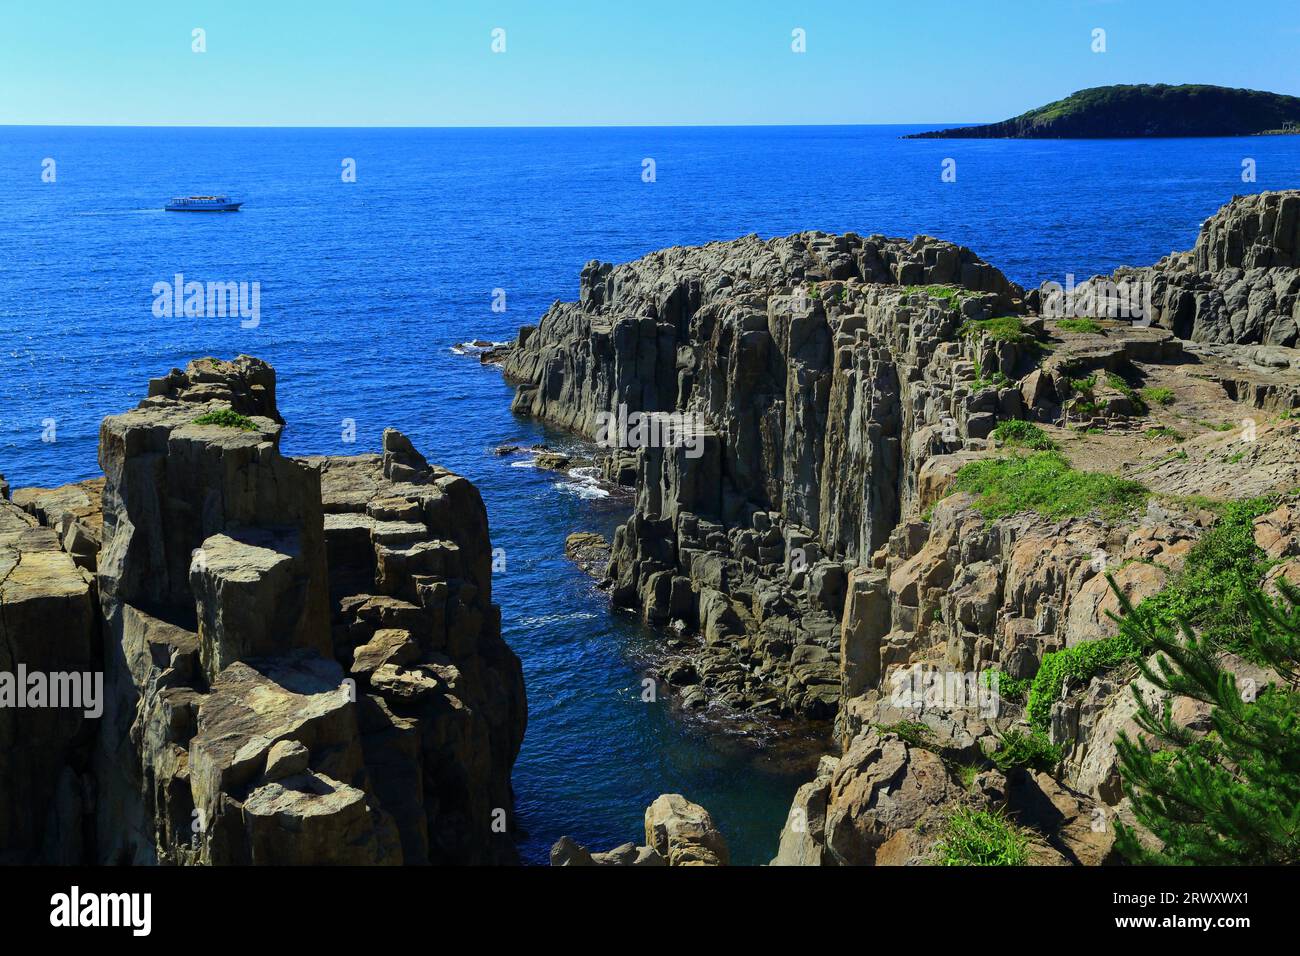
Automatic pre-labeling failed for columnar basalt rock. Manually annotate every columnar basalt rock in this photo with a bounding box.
[1045,190,1300,347]
[1,355,525,866]
[505,195,1300,865]
[506,232,1027,718]
[10,478,105,572]
[0,499,98,863]
[303,441,526,865]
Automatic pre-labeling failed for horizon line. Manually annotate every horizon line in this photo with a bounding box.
[0,121,973,131]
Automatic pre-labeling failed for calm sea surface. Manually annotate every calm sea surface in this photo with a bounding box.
[2,125,1296,863]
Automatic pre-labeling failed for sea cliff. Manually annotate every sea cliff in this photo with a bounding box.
[1,357,526,864]
[503,191,1300,865]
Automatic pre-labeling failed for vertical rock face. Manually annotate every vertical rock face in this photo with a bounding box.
[0,500,98,863]
[1195,190,1300,271]
[505,198,1300,866]
[1059,190,1300,346]
[93,357,341,863]
[2,355,525,865]
[506,232,1024,717]
[304,432,526,865]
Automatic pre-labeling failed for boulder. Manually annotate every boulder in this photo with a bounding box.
[822,729,961,866]
[644,793,730,866]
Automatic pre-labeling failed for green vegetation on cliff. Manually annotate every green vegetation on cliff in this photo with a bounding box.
[1026,631,1142,729]
[907,84,1300,139]
[952,451,1149,521]
[1111,578,1300,865]
[935,807,1031,866]
[1135,497,1278,656]
[1024,496,1282,730]
[989,728,1063,773]
[960,315,1035,344]
[192,408,258,431]
[991,419,1057,451]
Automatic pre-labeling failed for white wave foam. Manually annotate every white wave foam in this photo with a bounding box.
[554,476,609,499]
[450,340,508,356]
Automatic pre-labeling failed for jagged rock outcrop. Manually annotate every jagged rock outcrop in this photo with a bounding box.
[506,232,1025,718]
[1052,190,1300,347]
[304,434,526,865]
[564,531,611,580]
[550,793,728,866]
[506,231,1018,434]
[503,193,1300,865]
[1,355,525,865]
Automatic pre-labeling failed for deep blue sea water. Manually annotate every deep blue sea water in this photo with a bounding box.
[1,126,1297,864]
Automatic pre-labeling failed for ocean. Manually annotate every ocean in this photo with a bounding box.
[2,125,1297,864]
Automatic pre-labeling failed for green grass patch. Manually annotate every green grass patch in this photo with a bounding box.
[874,720,936,750]
[1159,493,1230,514]
[992,420,1057,451]
[989,728,1064,773]
[1065,374,1104,417]
[952,451,1149,522]
[1144,425,1185,442]
[903,284,961,302]
[1197,420,1236,432]
[935,807,1031,866]
[192,408,258,431]
[1105,372,1149,414]
[970,369,1012,392]
[1056,318,1104,334]
[962,315,1034,344]
[1141,386,1176,406]
[981,669,1030,702]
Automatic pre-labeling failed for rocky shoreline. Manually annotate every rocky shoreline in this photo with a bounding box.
[499,190,1300,865]
[5,190,1299,867]
[2,357,525,864]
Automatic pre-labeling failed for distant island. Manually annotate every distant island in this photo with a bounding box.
[907,84,1300,138]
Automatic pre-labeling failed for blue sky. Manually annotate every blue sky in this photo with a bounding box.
[1,0,1297,126]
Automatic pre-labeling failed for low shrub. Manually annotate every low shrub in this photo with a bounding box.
[192,408,258,431]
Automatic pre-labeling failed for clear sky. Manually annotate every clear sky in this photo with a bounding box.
[2,0,1298,126]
